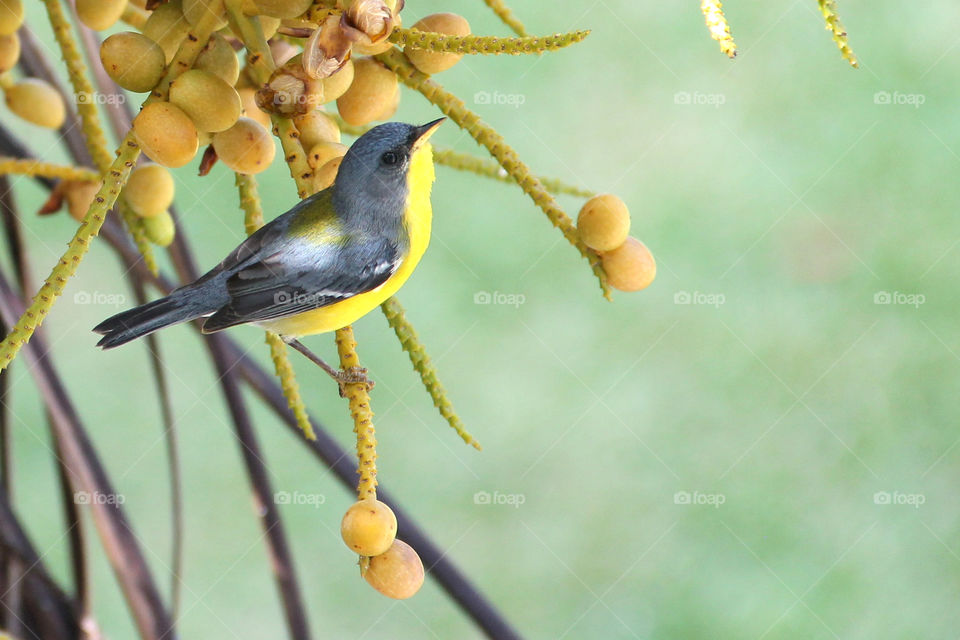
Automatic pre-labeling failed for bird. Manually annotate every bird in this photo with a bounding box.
[94,118,445,382]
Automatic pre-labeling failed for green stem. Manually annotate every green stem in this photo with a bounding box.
[389,27,589,55]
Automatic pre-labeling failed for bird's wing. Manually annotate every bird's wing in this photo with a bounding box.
[201,232,403,333]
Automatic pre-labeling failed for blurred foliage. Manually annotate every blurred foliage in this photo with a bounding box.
[5,1,958,638]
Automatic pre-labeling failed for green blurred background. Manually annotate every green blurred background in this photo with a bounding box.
[5,1,960,638]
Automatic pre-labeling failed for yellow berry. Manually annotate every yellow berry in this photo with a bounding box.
[313,156,342,191]
[600,237,656,292]
[341,499,397,556]
[5,79,65,129]
[336,57,398,126]
[293,109,340,149]
[252,0,312,19]
[123,164,175,218]
[314,59,355,104]
[170,69,242,133]
[182,0,227,29]
[142,210,176,247]
[374,83,400,121]
[100,32,166,93]
[212,117,276,174]
[405,13,470,74]
[577,194,631,252]
[76,0,126,31]
[306,141,347,170]
[0,0,23,36]
[259,15,281,39]
[195,33,240,85]
[364,540,424,600]
[143,0,190,64]
[0,32,19,74]
[64,181,101,222]
[133,102,199,168]
[238,87,272,129]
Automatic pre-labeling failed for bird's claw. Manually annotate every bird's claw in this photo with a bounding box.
[335,366,374,396]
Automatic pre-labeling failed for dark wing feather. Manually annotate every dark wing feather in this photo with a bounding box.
[202,235,402,333]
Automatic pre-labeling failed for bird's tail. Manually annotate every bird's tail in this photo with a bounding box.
[93,291,211,349]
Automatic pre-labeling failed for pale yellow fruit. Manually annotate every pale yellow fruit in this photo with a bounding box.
[238,87,272,129]
[195,33,240,85]
[312,156,341,191]
[306,141,347,170]
[405,13,470,74]
[212,117,275,174]
[373,83,400,120]
[100,32,166,93]
[0,0,23,36]
[5,79,66,129]
[183,0,227,29]
[340,499,397,557]
[293,109,340,149]
[123,164,175,218]
[143,210,175,246]
[169,69,242,133]
[64,181,101,222]
[76,0,127,31]
[313,59,354,104]
[0,32,19,74]
[577,194,631,252]
[259,15,281,38]
[252,0,312,19]
[336,57,397,126]
[133,102,199,168]
[143,0,190,63]
[600,237,656,292]
[364,540,424,600]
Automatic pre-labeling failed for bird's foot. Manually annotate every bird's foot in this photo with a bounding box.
[335,366,374,397]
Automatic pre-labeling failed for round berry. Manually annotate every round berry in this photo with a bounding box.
[5,79,66,129]
[364,540,424,600]
[577,194,631,252]
[133,102,199,168]
[100,32,166,93]
[341,498,397,557]
[0,33,19,74]
[0,0,24,36]
[336,57,398,126]
[600,237,656,292]
[123,164,175,218]
[76,0,126,31]
[169,69,242,133]
[212,117,276,174]
[405,13,470,75]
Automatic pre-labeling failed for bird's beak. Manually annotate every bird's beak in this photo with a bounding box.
[411,117,445,150]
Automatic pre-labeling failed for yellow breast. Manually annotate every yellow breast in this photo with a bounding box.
[259,143,435,337]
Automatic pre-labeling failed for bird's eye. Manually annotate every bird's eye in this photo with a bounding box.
[381,151,401,166]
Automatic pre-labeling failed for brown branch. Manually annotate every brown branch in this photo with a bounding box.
[0,273,173,639]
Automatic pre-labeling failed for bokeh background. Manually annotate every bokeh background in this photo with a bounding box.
[5,1,960,638]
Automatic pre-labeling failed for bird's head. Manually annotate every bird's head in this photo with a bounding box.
[332,118,444,227]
